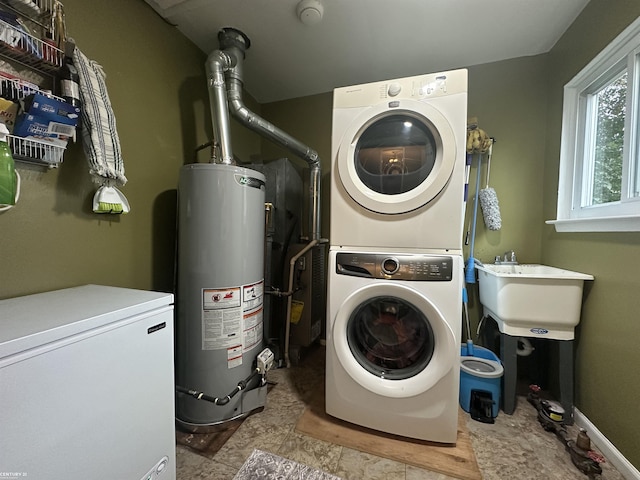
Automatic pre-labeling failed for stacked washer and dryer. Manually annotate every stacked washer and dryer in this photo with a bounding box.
[326,70,468,443]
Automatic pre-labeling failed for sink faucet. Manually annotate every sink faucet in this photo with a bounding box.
[494,250,518,264]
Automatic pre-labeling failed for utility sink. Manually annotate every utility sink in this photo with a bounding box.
[476,264,594,340]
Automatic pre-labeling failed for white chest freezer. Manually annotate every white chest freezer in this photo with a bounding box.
[0,285,176,480]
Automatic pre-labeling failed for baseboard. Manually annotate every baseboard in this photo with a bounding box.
[574,407,640,480]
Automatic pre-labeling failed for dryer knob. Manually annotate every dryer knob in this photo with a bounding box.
[387,83,402,97]
[381,257,399,275]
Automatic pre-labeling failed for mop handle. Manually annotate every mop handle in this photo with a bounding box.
[469,152,483,258]
[464,152,473,202]
[485,140,494,188]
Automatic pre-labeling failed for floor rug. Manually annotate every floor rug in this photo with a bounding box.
[295,390,482,480]
[233,449,342,480]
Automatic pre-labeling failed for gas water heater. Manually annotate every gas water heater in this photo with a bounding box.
[175,163,269,431]
[175,27,322,431]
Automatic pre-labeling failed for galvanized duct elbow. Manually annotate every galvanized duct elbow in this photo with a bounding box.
[219,28,322,241]
[205,49,236,164]
[226,76,322,240]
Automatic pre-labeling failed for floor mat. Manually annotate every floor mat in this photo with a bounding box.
[233,449,342,480]
[295,390,482,480]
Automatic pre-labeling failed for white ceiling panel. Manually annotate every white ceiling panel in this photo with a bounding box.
[144,0,590,103]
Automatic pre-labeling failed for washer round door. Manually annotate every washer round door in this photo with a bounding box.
[336,100,457,214]
[332,282,456,398]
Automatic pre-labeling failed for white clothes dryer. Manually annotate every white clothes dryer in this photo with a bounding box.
[330,70,467,253]
[325,247,462,443]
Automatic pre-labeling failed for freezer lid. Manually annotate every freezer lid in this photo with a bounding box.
[0,285,174,359]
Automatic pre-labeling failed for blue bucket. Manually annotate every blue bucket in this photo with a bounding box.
[459,344,503,418]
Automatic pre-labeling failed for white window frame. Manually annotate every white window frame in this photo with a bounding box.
[548,16,640,232]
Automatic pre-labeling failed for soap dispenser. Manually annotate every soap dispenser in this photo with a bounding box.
[0,122,18,211]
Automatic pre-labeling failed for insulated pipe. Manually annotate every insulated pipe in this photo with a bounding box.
[205,49,236,164]
[219,29,322,241]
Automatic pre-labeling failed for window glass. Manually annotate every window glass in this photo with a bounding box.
[586,71,626,206]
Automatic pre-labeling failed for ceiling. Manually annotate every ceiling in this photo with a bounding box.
[144,0,590,104]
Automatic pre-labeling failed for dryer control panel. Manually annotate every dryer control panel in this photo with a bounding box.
[333,69,468,108]
[336,252,452,281]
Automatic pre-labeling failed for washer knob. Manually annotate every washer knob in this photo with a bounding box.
[387,83,402,97]
[381,257,399,275]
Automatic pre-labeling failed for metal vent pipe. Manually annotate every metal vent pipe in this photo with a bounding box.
[205,49,236,165]
[205,27,322,241]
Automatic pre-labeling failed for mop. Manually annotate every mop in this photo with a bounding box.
[478,139,501,230]
[465,151,482,285]
[464,123,493,284]
[462,284,475,356]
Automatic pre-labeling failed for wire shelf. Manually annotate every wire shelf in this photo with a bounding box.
[0,70,60,99]
[2,0,55,19]
[0,0,64,72]
[0,74,68,168]
[0,17,62,72]
[0,0,69,167]
[8,132,65,167]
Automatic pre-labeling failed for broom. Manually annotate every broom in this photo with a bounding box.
[478,139,501,230]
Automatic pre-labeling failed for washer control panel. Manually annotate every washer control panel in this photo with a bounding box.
[336,252,452,281]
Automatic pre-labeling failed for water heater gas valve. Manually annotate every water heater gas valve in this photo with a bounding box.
[257,348,275,374]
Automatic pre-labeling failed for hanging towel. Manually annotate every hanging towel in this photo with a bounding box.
[73,46,127,187]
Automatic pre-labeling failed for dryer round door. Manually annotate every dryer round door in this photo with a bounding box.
[332,282,456,398]
[336,100,457,214]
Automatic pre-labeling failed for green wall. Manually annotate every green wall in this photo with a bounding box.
[542,0,640,467]
[465,55,548,265]
[258,4,640,469]
[463,55,549,324]
[0,0,261,299]
[1,0,638,471]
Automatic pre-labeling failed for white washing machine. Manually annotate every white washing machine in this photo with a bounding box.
[325,247,462,443]
[330,69,468,253]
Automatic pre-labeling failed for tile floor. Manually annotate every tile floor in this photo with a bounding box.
[176,345,625,480]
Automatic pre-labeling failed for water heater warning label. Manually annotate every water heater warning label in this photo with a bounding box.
[227,344,243,369]
[203,288,241,309]
[242,281,263,354]
[202,287,242,352]
[201,281,264,364]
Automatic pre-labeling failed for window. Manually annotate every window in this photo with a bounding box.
[549,16,640,232]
